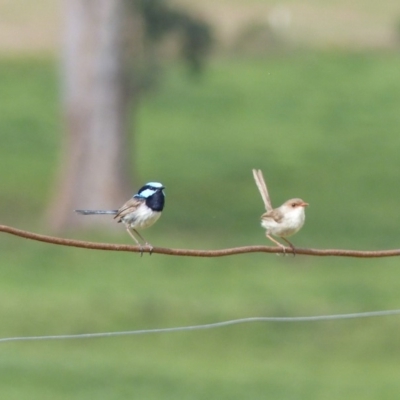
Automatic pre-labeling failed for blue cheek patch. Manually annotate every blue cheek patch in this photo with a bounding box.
[137,188,156,199]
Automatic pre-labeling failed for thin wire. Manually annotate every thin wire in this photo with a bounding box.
[1,224,400,257]
[1,309,400,343]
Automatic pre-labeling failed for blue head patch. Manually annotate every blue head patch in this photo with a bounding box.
[135,182,165,199]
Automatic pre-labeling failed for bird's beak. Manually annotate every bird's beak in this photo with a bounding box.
[301,202,309,207]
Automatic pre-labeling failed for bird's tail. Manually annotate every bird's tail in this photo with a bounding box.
[75,210,118,215]
[252,169,273,211]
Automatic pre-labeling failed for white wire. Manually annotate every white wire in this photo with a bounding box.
[1,309,400,343]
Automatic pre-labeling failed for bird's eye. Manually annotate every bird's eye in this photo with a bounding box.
[291,203,296,207]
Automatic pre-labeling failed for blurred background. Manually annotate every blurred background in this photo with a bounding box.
[1,0,400,398]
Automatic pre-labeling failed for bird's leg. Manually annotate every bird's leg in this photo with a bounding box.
[281,237,296,257]
[126,228,144,256]
[266,234,287,255]
[132,229,153,255]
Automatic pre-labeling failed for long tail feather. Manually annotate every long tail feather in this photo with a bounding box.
[252,169,273,211]
[75,210,118,215]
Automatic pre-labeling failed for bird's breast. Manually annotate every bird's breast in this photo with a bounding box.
[121,204,161,229]
[261,208,305,237]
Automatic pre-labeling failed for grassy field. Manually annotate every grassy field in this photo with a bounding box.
[1,51,400,399]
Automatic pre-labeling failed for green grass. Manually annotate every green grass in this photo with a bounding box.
[1,52,400,399]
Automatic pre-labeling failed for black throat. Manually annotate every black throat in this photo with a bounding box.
[145,191,165,212]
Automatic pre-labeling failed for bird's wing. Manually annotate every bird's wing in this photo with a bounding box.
[252,169,273,211]
[261,208,284,223]
[114,197,144,221]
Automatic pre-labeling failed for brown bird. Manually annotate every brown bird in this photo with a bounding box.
[252,169,308,253]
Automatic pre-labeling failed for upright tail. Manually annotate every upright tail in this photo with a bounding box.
[252,169,273,211]
[75,210,118,215]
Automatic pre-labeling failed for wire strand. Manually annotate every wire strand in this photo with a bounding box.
[2,225,400,343]
[1,309,400,343]
[1,224,400,258]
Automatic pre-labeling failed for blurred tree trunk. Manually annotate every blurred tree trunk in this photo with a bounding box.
[47,0,212,232]
[48,0,135,231]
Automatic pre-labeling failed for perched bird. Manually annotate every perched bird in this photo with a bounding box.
[75,182,165,253]
[252,169,308,254]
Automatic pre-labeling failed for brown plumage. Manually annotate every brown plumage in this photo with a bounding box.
[114,197,143,222]
[252,169,308,254]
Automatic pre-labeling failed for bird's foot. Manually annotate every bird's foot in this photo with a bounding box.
[145,242,154,255]
[276,244,287,256]
[286,244,296,257]
[138,245,145,257]
[276,244,298,257]
[281,238,296,257]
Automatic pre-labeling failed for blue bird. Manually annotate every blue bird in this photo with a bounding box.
[75,182,165,253]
